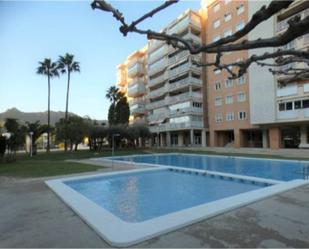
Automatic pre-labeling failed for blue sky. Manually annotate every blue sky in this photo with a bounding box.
[0,0,200,120]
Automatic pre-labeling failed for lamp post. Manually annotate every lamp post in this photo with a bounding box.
[112,133,120,169]
[29,132,34,157]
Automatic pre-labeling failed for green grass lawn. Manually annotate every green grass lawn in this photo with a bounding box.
[0,148,150,178]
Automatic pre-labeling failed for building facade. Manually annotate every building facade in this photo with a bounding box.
[146,10,207,147]
[114,0,309,149]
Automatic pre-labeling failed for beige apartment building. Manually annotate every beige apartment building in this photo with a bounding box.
[115,0,309,149]
[116,46,148,125]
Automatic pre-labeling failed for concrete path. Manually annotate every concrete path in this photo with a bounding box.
[1,168,309,248]
[167,146,309,160]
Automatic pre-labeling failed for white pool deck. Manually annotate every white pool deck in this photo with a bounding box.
[46,154,309,247]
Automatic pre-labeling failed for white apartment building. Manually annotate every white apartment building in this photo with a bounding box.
[146,10,207,147]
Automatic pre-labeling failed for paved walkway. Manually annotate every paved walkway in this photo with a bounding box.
[165,146,309,160]
[1,167,309,248]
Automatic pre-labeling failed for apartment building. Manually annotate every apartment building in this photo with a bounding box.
[146,10,207,147]
[204,0,268,148]
[249,0,309,149]
[116,46,148,125]
[114,0,308,149]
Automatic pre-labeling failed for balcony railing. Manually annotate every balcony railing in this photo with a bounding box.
[129,96,144,106]
[169,62,201,79]
[148,85,168,99]
[168,50,190,65]
[148,110,170,123]
[128,82,146,97]
[131,105,146,115]
[169,77,202,92]
[146,92,202,110]
[167,14,201,35]
[128,62,144,78]
[170,107,203,116]
[148,57,168,76]
[148,45,169,64]
[277,109,309,120]
[149,121,203,133]
[148,72,168,88]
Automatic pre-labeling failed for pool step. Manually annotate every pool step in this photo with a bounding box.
[168,168,271,187]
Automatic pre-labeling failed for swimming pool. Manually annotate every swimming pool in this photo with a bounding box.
[65,169,263,223]
[46,167,307,246]
[105,153,308,181]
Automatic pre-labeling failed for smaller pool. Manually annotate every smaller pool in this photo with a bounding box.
[65,169,264,222]
[46,168,307,247]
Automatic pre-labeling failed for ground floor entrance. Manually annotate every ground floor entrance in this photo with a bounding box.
[150,129,209,147]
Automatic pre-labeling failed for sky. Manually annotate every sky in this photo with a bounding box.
[0,0,201,120]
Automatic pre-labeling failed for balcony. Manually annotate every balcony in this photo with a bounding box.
[277,109,309,120]
[168,50,190,65]
[148,45,169,64]
[128,62,144,78]
[168,91,202,106]
[169,76,202,92]
[148,39,165,54]
[148,72,168,88]
[170,107,203,117]
[129,96,144,106]
[148,110,170,123]
[168,62,201,79]
[149,121,203,133]
[148,85,168,99]
[131,104,146,115]
[183,33,201,45]
[148,57,168,76]
[146,99,167,110]
[128,81,146,97]
[276,84,298,97]
[276,9,309,33]
[167,14,201,35]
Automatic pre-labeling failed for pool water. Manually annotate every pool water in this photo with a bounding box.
[110,154,307,181]
[65,169,264,222]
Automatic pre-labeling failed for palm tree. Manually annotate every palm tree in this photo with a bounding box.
[58,53,80,151]
[106,86,122,104]
[37,58,59,152]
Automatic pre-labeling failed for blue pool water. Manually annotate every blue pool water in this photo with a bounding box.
[65,169,263,222]
[109,154,308,181]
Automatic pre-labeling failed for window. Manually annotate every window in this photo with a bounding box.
[224,13,232,22]
[237,75,246,85]
[193,102,202,108]
[226,112,234,121]
[225,78,233,88]
[237,4,245,15]
[213,19,220,28]
[215,81,221,91]
[215,96,222,106]
[237,92,246,102]
[214,3,220,12]
[279,103,285,111]
[303,99,309,108]
[213,35,220,42]
[225,0,232,5]
[215,113,223,123]
[225,95,233,104]
[214,69,221,75]
[223,29,232,38]
[286,102,293,110]
[236,21,245,31]
[238,111,247,120]
[294,101,302,109]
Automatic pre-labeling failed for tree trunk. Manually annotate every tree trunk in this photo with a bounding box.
[64,70,70,152]
[74,143,78,151]
[47,74,51,153]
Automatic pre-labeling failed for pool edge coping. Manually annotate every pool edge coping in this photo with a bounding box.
[45,167,309,247]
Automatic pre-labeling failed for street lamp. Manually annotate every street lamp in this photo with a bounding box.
[111,133,120,169]
[29,132,34,157]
